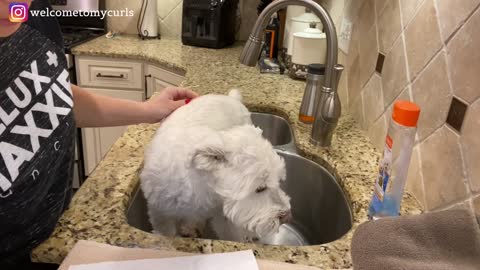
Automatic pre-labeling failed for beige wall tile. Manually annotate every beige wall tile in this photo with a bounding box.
[385,85,412,117]
[362,74,384,127]
[350,95,366,130]
[345,0,364,22]
[381,36,409,108]
[359,23,379,88]
[338,72,349,110]
[106,0,142,34]
[398,85,412,103]
[358,0,376,34]
[377,0,402,53]
[157,0,183,20]
[339,47,348,65]
[341,0,478,213]
[159,21,176,38]
[347,55,361,104]
[411,51,452,141]
[446,7,480,103]
[404,0,442,80]
[462,99,480,192]
[320,0,347,28]
[420,126,468,210]
[161,2,183,38]
[474,197,480,224]
[437,199,472,212]
[237,0,259,41]
[338,52,349,108]
[474,196,480,218]
[349,21,361,59]
[405,146,426,208]
[375,0,388,15]
[400,0,424,27]
[436,0,480,42]
[368,113,388,151]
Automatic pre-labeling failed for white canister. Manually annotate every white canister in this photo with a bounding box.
[283,6,305,48]
[291,26,327,66]
[286,10,322,55]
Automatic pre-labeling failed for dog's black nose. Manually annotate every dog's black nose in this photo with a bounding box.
[279,211,292,224]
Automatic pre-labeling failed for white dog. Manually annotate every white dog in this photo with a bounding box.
[140,90,291,242]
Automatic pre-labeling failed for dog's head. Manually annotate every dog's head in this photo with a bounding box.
[191,125,291,238]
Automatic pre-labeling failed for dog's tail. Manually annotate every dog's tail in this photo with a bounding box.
[228,89,242,102]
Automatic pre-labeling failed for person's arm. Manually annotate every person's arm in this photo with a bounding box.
[72,84,198,128]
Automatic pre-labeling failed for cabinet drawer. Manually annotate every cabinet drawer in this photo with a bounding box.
[77,57,143,90]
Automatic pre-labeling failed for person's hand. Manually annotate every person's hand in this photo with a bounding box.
[142,87,199,123]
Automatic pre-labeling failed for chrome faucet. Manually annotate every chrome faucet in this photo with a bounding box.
[239,0,344,147]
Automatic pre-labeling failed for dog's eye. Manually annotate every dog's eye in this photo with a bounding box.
[255,186,267,193]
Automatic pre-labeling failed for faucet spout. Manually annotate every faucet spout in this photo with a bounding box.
[239,0,343,147]
[240,0,338,89]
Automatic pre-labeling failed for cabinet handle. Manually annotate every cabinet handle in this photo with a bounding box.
[96,73,124,79]
[144,74,152,100]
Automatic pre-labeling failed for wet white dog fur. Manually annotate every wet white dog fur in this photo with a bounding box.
[140,90,291,241]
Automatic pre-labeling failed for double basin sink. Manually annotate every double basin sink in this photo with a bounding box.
[127,113,352,246]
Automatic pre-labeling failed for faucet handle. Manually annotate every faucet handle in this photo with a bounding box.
[333,64,344,91]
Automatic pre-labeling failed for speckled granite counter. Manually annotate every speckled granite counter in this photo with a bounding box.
[32,36,421,268]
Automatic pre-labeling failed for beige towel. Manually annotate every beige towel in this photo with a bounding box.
[351,208,480,270]
[59,240,322,270]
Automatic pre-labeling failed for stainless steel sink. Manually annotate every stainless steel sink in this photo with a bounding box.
[127,150,352,246]
[250,112,296,152]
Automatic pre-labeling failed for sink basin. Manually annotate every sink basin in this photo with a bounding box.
[250,112,294,148]
[127,151,352,246]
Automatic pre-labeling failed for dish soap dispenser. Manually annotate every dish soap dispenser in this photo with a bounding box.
[368,100,420,220]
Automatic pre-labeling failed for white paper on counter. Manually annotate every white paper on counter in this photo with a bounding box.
[68,250,259,270]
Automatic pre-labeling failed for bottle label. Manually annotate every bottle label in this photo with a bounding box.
[374,135,393,202]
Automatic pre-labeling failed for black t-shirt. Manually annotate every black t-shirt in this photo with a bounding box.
[27,0,65,48]
[0,2,75,265]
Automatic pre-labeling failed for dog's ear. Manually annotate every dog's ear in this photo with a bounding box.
[192,146,226,171]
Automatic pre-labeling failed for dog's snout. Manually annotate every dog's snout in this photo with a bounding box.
[279,211,292,224]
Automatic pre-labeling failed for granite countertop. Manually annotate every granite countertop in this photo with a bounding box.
[32,36,421,268]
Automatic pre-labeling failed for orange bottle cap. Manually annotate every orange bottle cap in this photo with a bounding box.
[392,100,420,127]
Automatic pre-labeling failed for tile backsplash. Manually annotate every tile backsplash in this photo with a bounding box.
[340,0,480,213]
[106,0,258,40]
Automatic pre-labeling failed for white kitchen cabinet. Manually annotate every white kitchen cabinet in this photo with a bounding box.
[81,88,144,175]
[145,64,185,98]
[76,56,185,176]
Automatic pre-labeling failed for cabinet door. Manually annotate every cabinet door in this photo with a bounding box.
[145,64,185,98]
[82,88,144,175]
[150,77,175,96]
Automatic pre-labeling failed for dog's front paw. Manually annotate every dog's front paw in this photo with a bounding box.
[178,224,203,238]
[244,236,260,243]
